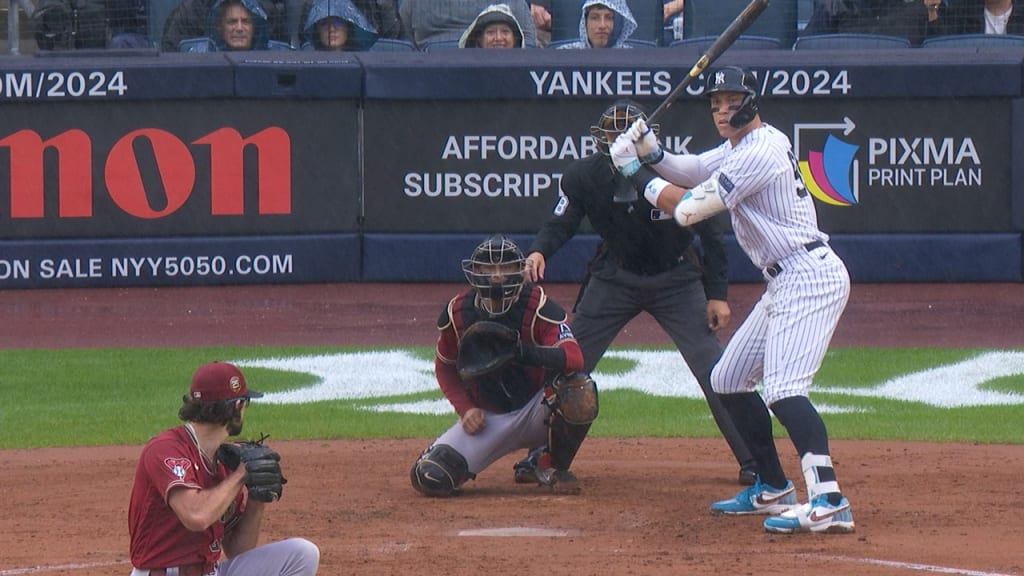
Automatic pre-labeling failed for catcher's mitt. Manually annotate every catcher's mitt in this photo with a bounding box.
[217,434,287,503]
[456,321,521,380]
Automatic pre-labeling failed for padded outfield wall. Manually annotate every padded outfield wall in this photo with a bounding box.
[0,47,1021,288]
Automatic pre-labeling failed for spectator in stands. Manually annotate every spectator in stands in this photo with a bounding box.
[32,0,108,50]
[302,0,379,50]
[298,0,402,44]
[399,0,537,49]
[664,0,685,42]
[162,0,287,50]
[555,0,637,49]
[107,0,151,47]
[529,0,551,46]
[944,0,1024,34]
[802,0,949,45]
[178,0,291,50]
[459,3,527,48]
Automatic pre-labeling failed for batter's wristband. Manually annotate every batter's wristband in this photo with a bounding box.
[639,147,664,165]
[628,165,660,192]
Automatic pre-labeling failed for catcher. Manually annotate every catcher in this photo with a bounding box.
[128,361,320,576]
[410,234,597,496]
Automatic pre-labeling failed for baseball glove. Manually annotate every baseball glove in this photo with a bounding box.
[216,434,287,503]
[456,321,521,380]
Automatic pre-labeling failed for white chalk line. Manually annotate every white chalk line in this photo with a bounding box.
[802,554,1018,576]
[0,560,129,575]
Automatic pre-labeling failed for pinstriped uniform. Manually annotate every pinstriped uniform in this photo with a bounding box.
[700,124,850,404]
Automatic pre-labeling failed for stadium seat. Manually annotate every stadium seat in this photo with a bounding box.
[177,37,217,52]
[422,39,462,51]
[368,38,417,52]
[670,34,783,51]
[550,0,582,44]
[793,33,912,50]
[624,38,658,48]
[683,0,797,51]
[148,0,179,48]
[627,0,664,45]
[921,33,1024,48]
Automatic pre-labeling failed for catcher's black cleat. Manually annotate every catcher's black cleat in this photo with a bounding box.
[512,446,544,484]
[535,468,581,495]
[738,466,758,486]
[513,460,539,484]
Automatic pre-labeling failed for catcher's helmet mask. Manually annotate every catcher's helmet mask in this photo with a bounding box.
[590,99,660,156]
[705,66,760,129]
[462,234,525,317]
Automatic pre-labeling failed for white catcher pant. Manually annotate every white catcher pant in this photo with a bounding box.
[433,388,551,475]
[130,537,319,576]
[711,245,850,406]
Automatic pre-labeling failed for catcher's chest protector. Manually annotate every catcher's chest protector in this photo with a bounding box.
[454,285,542,345]
[454,286,545,413]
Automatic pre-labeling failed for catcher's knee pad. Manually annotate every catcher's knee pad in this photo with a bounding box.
[410,444,471,497]
[551,372,599,425]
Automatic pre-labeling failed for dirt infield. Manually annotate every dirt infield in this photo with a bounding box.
[2,282,1023,576]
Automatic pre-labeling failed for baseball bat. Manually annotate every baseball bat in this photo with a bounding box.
[647,0,771,125]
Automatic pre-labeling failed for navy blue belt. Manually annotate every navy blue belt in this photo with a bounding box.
[764,241,827,278]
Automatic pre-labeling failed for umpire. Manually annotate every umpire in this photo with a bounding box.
[522,99,757,485]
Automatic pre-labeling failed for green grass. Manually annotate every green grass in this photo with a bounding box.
[1,346,1022,449]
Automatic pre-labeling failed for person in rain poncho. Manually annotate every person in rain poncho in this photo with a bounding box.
[302,0,379,50]
[556,0,637,49]
[459,3,527,48]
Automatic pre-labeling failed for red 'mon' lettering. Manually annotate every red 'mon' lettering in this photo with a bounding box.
[1,126,292,219]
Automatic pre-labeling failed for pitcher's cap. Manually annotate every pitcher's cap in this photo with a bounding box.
[189,362,263,402]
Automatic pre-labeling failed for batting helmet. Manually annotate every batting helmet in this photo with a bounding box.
[461,234,526,317]
[704,66,760,129]
[590,99,659,155]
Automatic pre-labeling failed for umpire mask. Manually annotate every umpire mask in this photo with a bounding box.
[591,99,659,202]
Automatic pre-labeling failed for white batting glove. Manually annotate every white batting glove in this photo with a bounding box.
[625,118,663,164]
[610,134,641,177]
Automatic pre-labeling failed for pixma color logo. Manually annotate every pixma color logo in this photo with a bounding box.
[794,117,984,207]
[794,117,859,207]
[0,127,291,219]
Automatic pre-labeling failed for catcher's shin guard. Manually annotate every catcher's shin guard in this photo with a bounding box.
[547,416,592,471]
[410,444,472,497]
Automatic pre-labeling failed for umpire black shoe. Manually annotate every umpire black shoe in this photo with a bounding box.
[738,466,758,486]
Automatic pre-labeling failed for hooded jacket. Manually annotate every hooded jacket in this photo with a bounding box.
[302,0,379,50]
[458,3,526,48]
[400,0,537,49]
[556,0,637,49]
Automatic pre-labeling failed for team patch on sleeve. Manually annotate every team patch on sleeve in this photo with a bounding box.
[557,323,575,341]
[164,457,192,481]
[718,173,735,194]
[553,195,569,216]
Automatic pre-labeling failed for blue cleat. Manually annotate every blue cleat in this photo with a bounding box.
[710,478,797,516]
[763,495,855,534]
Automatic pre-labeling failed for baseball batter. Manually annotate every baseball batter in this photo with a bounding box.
[521,99,757,486]
[409,234,593,495]
[128,362,321,575]
[610,66,855,534]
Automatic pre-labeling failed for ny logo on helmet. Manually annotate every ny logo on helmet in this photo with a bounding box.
[715,71,727,86]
